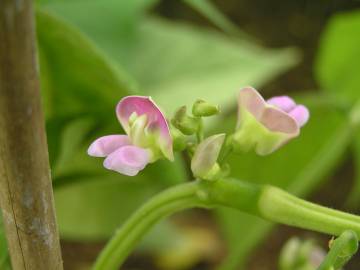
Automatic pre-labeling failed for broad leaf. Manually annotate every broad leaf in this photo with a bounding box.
[315,11,360,209]
[316,11,360,103]
[42,2,299,113]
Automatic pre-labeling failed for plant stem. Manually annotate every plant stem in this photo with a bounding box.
[93,178,360,270]
[0,1,63,269]
[93,181,210,270]
[258,186,360,237]
[317,230,358,270]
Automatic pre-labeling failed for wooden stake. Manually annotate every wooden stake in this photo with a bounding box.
[0,0,63,269]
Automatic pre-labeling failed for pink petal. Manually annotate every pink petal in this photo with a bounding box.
[103,145,150,176]
[288,105,310,127]
[87,135,131,157]
[237,87,267,124]
[260,107,299,134]
[116,96,173,160]
[267,96,296,113]
[238,87,298,135]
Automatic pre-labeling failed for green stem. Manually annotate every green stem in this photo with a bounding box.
[258,186,360,237]
[317,230,358,270]
[93,181,209,270]
[93,179,360,270]
[196,117,204,142]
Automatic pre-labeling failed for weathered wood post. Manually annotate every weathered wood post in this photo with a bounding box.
[0,0,63,269]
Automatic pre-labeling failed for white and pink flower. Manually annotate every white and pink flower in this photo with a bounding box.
[88,96,173,176]
[233,87,310,155]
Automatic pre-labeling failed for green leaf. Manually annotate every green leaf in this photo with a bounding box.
[129,18,299,114]
[39,0,160,66]
[36,8,136,119]
[315,11,360,209]
[346,130,360,207]
[214,103,351,269]
[316,11,360,103]
[42,1,299,113]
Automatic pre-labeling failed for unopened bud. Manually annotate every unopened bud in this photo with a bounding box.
[192,99,220,117]
[191,134,225,181]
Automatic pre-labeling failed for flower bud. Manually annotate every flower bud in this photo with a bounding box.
[171,106,200,135]
[191,134,225,180]
[192,99,220,117]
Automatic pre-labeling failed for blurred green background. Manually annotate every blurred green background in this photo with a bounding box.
[2,0,360,269]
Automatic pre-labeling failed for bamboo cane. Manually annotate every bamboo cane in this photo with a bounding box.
[0,1,63,269]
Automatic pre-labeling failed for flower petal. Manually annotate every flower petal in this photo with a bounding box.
[267,96,296,113]
[289,105,310,127]
[234,87,302,155]
[237,87,267,128]
[260,107,299,135]
[238,87,299,135]
[103,145,151,176]
[116,96,173,160]
[87,135,131,157]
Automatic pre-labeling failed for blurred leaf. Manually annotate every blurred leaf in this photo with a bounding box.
[346,130,360,207]
[43,2,299,114]
[183,0,248,38]
[316,11,360,209]
[214,103,351,269]
[36,8,136,119]
[39,0,160,66]
[128,18,299,114]
[54,154,187,240]
[316,11,360,103]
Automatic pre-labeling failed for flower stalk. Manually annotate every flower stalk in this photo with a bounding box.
[93,178,360,270]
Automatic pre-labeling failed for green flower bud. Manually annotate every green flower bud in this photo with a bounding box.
[171,106,200,135]
[192,99,220,117]
[191,134,225,181]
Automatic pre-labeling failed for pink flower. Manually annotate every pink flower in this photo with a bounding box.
[233,87,309,155]
[88,96,173,176]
